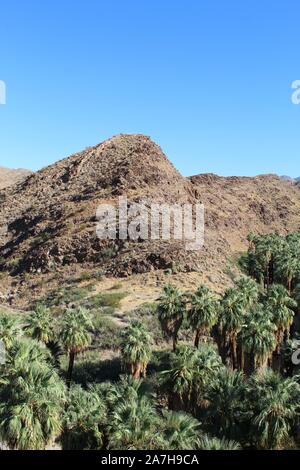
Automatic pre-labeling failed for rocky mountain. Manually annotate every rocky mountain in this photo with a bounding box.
[0,134,299,306]
[280,175,300,183]
[0,167,32,189]
[280,175,294,182]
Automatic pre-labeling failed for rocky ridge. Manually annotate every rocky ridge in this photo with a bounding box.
[0,134,299,306]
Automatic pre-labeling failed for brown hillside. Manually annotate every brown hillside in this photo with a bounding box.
[0,134,299,306]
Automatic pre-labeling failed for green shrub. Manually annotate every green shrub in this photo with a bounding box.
[92,315,122,351]
[87,292,126,309]
[37,286,90,308]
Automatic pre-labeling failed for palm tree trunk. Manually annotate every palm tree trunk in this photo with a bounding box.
[231,336,238,370]
[132,363,142,379]
[194,329,201,348]
[272,351,282,373]
[288,277,292,294]
[244,351,255,375]
[172,334,178,352]
[257,356,269,374]
[238,344,245,372]
[269,257,274,285]
[67,351,75,389]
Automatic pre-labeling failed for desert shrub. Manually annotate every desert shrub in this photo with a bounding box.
[87,292,126,310]
[129,303,164,345]
[108,282,123,290]
[148,349,174,374]
[101,246,118,260]
[77,270,104,283]
[37,286,90,309]
[92,315,122,351]
[7,258,22,271]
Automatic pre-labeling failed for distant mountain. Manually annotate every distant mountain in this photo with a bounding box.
[0,166,32,189]
[280,175,294,181]
[280,175,300,182]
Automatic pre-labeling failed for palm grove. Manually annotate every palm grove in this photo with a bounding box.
[0,232,300,450]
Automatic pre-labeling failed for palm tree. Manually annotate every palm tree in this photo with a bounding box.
[255,236,275,288]
[60,307,94,388]
[157,285,185,351]
[0,338,66,450]
[198,435,241,450]
[25,304,63,368]
[95,375,145,416]
[294,284,300,314]
[120,321,152,379]
[243,234,262,281]
[205,368,245,440]
[188,286,219,347]
[108,394,159,450]
[61,385,105,450]
[275,247,299,293]
[0,312,20,350]
[234,277,260,309]
[265,284,296,354]
[25,303,54,344]
[247,232,257,251]
[219,288,245,369]
[239,308,276,374]
[160,411,201,450]
[246,369,300,449]
[159,344,222,413]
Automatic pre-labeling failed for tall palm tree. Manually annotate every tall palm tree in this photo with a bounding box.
[0,338,66,450]
[25,303,54,344]
[246,369,300,449]
[234,277,260,310]
[188,286,219,347]
[108,394,159,450]
[25,305,63,368]
[239,308,276,374]
[60,307,94,388]
[157,285,185,351]
[61,385,105,450]
[265,284,296,354]
[275,247,299,293]
[255,235,276,288]
[0,312,20,350]
[294,283,300,314]
[205,368,245,440]
[219,288,245,369]
[120,321,152,379]
[159,344,223,413]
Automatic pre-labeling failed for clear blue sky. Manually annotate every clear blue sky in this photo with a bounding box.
[0,0,300,176]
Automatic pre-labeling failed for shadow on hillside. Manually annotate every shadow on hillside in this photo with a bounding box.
[72,357,122,386]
